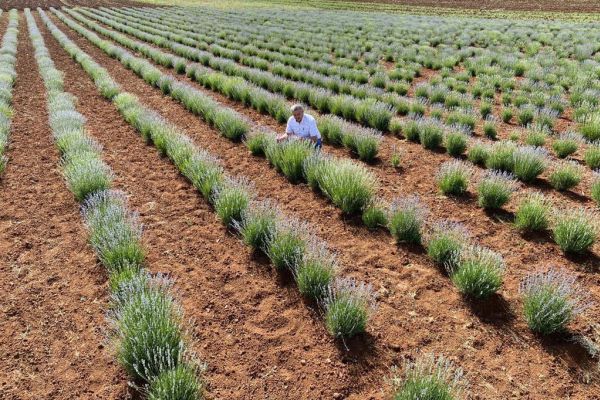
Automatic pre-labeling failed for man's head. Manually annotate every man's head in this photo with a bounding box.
[291,104,304,122]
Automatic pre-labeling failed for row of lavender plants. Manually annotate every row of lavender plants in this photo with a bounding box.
[53,8,596,340]
[0,10,18,176]
[97,6,600,153]
[40,8,376,342]
[66,7,600,201]
[31,9,203,399]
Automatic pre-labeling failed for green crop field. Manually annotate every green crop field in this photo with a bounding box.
[1,1,599,399]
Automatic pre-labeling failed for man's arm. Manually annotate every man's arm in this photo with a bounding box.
[309,117,321,142]
[277,119,294,142]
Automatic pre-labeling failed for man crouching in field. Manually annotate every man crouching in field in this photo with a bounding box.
[277,104,322,148]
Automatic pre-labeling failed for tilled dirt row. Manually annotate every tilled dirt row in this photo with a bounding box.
[0,13,125,400]
[35,11,355,400]
[47,10,600,400]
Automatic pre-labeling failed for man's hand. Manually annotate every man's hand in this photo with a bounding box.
[276,133,289,143]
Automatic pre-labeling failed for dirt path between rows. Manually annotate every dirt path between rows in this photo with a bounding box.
[36,11,358,400]
[47,11,600,399]
[0,13,125,399]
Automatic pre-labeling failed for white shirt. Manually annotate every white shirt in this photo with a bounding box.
[286,114,321,140]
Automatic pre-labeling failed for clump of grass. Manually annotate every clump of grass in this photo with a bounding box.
[318,114,344,145]
[485,141,516,172]
[520,267,591,335]
[426,220,468,268]
[244,129,275,156]
[477,170,517,210]
[584,142,600,169]
[266,139,315,183]
[266,217,307,271]
[391,146,402,168]
[63,155,113,202]
[323,277,375,338]
[108,273,187,382]
[343,126,382,162]
[524,128,548,147]
[501,108,513,123]
[467,140,489,166]
[592,173,600,206]
[419,122,444,150]
[213,177,253,227]
[402,119,421,142]
[362,199,388,230]
[437,160,472,196]
[147,364,203,400]
[480,102,492,119]
[181,150,224,201]
[514,192,552,232]
[450,245,505,298]
[316,158,377,215]
[549,161,582,191]
[213,109,249,141]
[389,354,466,400]
[552,208,597,254]
[483,121,497,140]
[294,239,337,301]
[511,146,547,183]
[580,115,600,141]
[388,196,428,245]
[238,200,279,252]
[552,132,580,158]
[517,106,535,126]
[82,190,145,272]
[508,131,521,142]
[444,131,468,157]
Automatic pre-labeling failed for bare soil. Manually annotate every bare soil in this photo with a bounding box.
[43,10,600,400]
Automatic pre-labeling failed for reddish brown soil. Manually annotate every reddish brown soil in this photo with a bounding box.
[0,13,126,399]
[343,0,600,13]
[0,0,143,10]
[46,11,600,400]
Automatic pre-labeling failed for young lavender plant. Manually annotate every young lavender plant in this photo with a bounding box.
[552,132,581,159]
[450,245,505,299]
[437,160,473,196]
[549,160,582,191]
[323,277,376,339]
[426,220,469,269]
[520,267,591,335]
[82,190,145,273]
[552,208,597,254]
[388,196,428,245]
[511,146,547,183]
[477,170,518,210]
[514,192,552,232]
[213,176,253,228]
[390,354,467,400]
[294,238,337,301]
